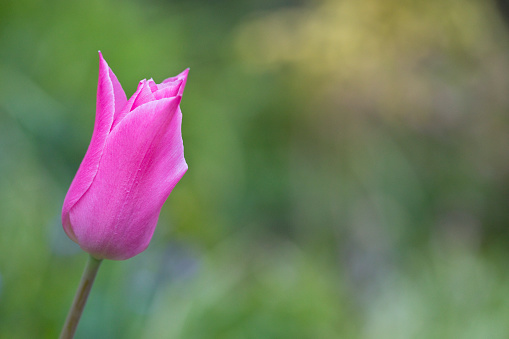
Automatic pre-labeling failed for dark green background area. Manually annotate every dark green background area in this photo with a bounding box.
[1,0,509,338]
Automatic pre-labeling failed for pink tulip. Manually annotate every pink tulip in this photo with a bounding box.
[62,52,188,260]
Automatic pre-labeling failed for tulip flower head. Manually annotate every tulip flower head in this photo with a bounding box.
[62,52,188,260]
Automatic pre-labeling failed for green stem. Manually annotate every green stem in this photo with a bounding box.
[59,255,103,339]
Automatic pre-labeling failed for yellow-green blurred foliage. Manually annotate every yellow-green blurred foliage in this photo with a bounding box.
[1,0,509,338]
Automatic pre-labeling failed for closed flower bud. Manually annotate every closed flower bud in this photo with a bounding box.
[62,52,188,260]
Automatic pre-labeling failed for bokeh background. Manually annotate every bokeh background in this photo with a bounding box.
[1,0,509,338]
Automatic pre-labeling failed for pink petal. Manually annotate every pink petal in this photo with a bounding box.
[107,58,128,116]
[132,79,156,110]
[153,80,182,100]
[111,80,145,131]
[147,78,158,93]
[68,96,187,260]
[62,52,126,241]
[162,68,189,96]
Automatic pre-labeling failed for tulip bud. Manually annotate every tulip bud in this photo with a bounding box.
[62,52,188,260]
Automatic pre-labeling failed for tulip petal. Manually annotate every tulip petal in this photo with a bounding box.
[107,61,128,115]
[132,79,156,110]
[111,80,145,131]
[62,52,127,241]
[68,96,187,260]
[147,78,158,93]
[153,80,182,100]
[163,68,189,96]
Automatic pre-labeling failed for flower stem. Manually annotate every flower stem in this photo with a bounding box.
[59,255,103,339]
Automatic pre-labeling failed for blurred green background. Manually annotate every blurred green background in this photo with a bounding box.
[1,0,509,338]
